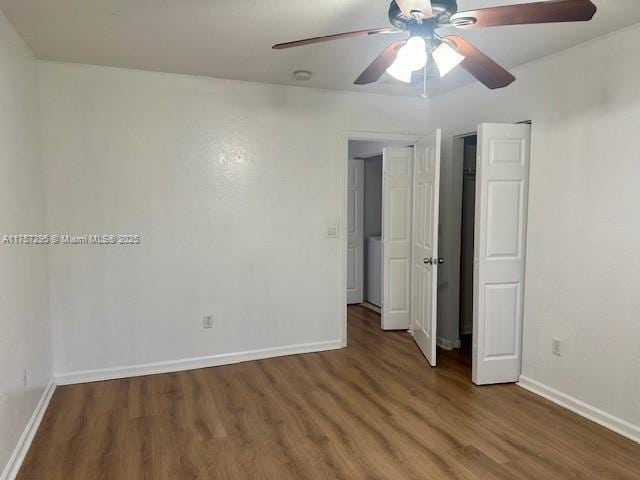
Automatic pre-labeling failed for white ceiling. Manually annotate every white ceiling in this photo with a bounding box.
[1,0,639,97]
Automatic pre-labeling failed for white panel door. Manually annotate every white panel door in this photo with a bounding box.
[382,147,413,330]
[411,130,441,367]
[473,123,531,385]
[347,159,365,304]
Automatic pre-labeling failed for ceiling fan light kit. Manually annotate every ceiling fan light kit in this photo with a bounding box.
[273,0,597,92]
[386,36,428,83]
[432,41,465,78]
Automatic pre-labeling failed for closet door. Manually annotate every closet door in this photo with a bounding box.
[473,123,531,385]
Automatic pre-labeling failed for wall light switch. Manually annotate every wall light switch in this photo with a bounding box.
[327,225,338,238]
[552,338,563,356]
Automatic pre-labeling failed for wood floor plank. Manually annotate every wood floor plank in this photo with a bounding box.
[17,305,640,479]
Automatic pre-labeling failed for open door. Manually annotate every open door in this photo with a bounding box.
[347,159,364,304]
[411,131,442,366]
[381,147,413,330]
[473,123,531,385]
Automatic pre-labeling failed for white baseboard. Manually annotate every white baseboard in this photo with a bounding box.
[55,340,344,385]
[1,380,56,480]
[437,336,461,351]
[518,376,640,445]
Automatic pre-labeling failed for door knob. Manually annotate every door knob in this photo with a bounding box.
[424,257,444,265]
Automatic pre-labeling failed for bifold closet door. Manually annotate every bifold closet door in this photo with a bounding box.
[473,123,531,385]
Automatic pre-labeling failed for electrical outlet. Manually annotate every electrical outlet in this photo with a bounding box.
[552,338,563,357]
[203,315,214,329]
[23,369,28,388]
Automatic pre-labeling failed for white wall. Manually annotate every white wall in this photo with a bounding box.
[38,62,427,378]
[0,9,52,477]
[428,24,640,432]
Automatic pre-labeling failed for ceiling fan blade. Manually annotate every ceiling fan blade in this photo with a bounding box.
[450,0,596,29]
[396,0,433,19]
[354,41,404,85]
[444,36,515,89]
[272,28,399,49]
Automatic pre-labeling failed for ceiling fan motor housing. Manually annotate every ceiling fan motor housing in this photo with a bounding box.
[388,0,458,30]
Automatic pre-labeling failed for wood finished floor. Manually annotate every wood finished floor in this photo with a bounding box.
[19,305,640,479]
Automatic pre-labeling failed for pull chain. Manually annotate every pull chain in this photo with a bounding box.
[421,61,428,99]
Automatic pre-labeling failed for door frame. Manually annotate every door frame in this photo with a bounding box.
[340,131,420,347]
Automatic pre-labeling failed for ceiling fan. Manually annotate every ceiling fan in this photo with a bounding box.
[272,0,597,90]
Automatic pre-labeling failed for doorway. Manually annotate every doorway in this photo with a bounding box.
[457,133,477,367]
[342,131,443,369]
[346,152,384,311]
[446,123,532,385]
[346,139,413,314]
